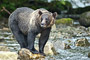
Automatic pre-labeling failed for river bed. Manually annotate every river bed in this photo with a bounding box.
[0,24,90,60]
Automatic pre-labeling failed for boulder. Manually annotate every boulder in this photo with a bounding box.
[44,41,57,55]
[35,41,58,55]
[18,48,44,60]
[51,24,56,31]
[79,11,90,27]
[18,41,59,60]
[76,38,90,46]
[55,18,73,25]
[0,51,18,60]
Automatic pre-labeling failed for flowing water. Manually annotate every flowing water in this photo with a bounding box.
[0,24,90,60]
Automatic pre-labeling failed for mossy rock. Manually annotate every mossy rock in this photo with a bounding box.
[55,18,73,25]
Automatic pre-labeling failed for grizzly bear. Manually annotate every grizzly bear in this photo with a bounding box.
[8,7,57,56]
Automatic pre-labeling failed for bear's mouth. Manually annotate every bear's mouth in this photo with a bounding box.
[40,24,47,28]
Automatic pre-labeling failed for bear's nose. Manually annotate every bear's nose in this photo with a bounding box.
[41,23,44,25]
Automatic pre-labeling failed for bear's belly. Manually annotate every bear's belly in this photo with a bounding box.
[18,23,41,35]
[18,21,29,35]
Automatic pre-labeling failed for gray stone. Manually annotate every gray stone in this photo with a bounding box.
[79,11,90,27]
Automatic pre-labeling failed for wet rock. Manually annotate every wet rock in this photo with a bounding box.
[0,46,10,51]
[0,38,4,42]
[18,48,45,60]
[51,24,56,31]
[79,11,90,27]
[35,41,58,55]
[53,40,71,50]
[88,53,90,58]
[0,51,18,60]
[76,38,90,46]
[36,34,41,38]
[44,41,57,55]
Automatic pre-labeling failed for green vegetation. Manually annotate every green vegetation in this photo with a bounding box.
[0,0,90,18]
[55,18,73,25]
[0,0,72,18]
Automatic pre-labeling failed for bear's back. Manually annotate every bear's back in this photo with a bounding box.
[9,7,34,21]
[9,7,34,34]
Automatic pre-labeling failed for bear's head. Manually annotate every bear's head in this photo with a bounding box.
[38,11,57,28]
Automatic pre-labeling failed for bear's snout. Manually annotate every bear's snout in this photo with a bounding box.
[41,23,46,27]
[41,19,46,27]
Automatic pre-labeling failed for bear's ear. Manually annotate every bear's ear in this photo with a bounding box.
[52,12,57,18]
[38,10,42,16]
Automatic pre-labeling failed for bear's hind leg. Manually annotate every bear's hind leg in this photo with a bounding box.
[10,21,27,48]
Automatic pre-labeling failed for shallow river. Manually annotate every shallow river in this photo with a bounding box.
[0,24,90,60]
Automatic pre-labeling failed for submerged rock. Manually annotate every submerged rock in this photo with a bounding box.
[76,38,90,46]
[18,48,45,60]
[0,51,18,60]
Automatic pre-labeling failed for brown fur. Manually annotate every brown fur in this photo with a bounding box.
[8,7,57,56]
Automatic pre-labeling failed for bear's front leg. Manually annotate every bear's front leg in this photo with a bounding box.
[39,28,51,56]
[27,31,39,54]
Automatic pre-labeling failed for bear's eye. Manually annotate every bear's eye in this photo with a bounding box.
[46,18,49,23]
[46,18,48,20]
[46,20,48,23]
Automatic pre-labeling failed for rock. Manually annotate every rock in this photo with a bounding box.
[18,48,45,60]
[2,27,9,31]
[35,41,58,55]
[51,24,56,31]
[0,38,4,42]
[36,33,41,38]
[0,51,18,60]
[53,40,71,50]
[88,53,90,58]
[76,38,90,46]
[0,46,10,51]
[79,11,90,27]
[55,18,73,25]
[44,41,57,55]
